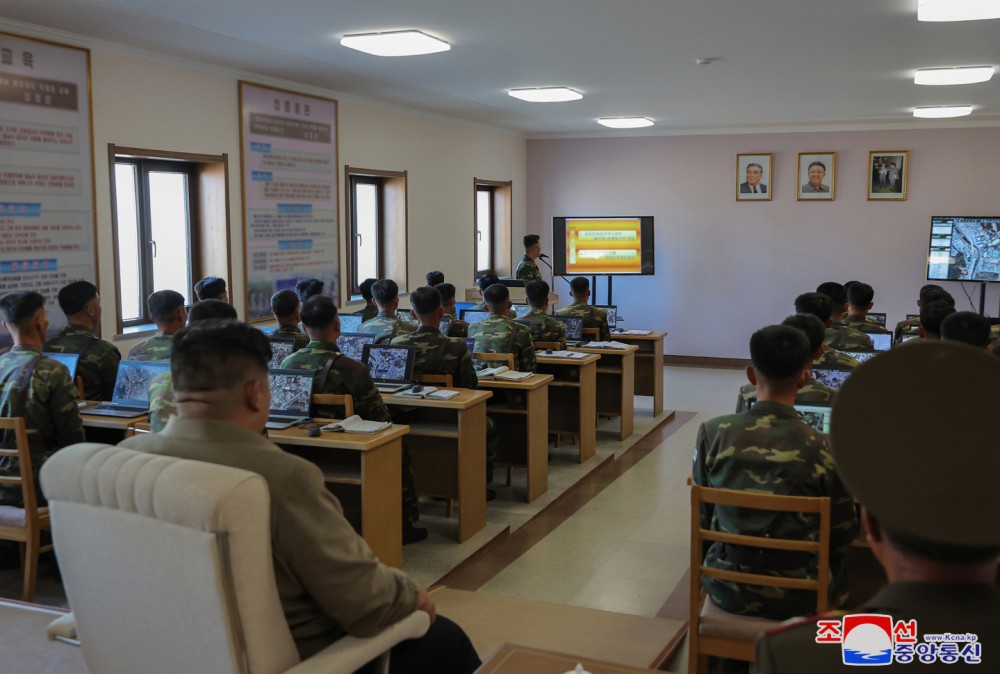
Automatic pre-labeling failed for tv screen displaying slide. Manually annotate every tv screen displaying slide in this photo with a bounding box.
[927,216,1000,282]
[552,217,655,276]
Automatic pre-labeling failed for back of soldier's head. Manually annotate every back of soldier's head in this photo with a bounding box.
[922,287,955,308]
[816,281,847,308]
[477,274,499,292]
[940,311,990,349]
[371,279,399,306]
[794,292,833,324]
[295,278,324,302]
[569,276,590,295]
[920,301,956,338]
[189,299,238,323]
[409,287,442,316]
[58,281,98,316]
[918,284,944,303]
[359,278,378,301]
[884,527,1000,565]
[483,283,509,309]
[749,325,811,386]
[435,282,456,304]
[525,280,550,307]
[300,295,338,330]
[523,234,540,251]
[194,276,227,301]
[147,290,185,323]
[0,291,45,328]
[781,313,826,355]
[172,321,270,394]
[270,289,299,320]
[425,271,445,287]
[847,282,875,308]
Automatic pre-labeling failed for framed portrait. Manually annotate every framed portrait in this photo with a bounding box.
[868,151,909,201]
[736,153,773,201]
[797,152,836,201]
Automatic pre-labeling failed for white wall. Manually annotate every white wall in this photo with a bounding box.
[527,127,1000,359]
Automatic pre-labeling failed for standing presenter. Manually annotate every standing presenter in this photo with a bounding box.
[515,234,545,283]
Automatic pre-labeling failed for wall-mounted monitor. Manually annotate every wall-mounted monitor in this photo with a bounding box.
[927,216,1000,282]
[552,217,655,276]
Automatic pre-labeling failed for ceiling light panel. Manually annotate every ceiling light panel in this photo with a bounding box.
[918,0,1000,21]
[597,117,654,129]
[507,87,583,102]
[913,105,974,118]
[915,66,995,85]
[340,30,450,57]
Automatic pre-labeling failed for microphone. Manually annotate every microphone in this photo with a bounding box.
[538,255,553,269]
[539,253,550,259]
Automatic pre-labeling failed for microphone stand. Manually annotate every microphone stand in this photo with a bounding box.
[538,255,557,314]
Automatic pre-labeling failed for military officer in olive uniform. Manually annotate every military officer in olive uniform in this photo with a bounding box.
[435,282,470,338]
[357,279,416,344]
[515,234,545,283]
[469,284,536,372]
[358,277,379,323]
[127,289,187,361]
[516,280,565,349]
[893,286,953,346]
[44,281,121,401]
[815,283,873,350]
[269,289,309,351]
[0,291,85,507]
[842,282,891,337]
[795,292,868,362]
[754,342,1000,673]
[555,277,611,341]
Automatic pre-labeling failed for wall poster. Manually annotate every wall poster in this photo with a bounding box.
[239,81,339,321]
[0,33,96,348]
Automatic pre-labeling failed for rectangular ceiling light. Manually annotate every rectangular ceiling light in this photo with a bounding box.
[918,0,1000,21]
[508,87,582,102]
[597,117,654,129]
[913,105,974,118]
[340,30,450,56]
[915,66,995,85]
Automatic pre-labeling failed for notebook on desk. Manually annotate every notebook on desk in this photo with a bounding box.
[44,352,79,380]
[362,344,417,393]
[265,369,315,429]
[337,332,376,361]
[339,314,364,333]
[267,337,297,369]
[86,360,170,418]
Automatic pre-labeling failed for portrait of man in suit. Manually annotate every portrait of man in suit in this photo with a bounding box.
[736,153,773,201]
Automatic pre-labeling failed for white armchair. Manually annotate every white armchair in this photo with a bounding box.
[40,443,429,674]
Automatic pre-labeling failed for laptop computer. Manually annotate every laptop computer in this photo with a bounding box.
[44,352,79,380]
[906,313,919,320]
[794,404,832,434]
[841,349,879,365]
[593,305,618,326]
[867,312,887,327]
[362,344,417,393]
[339,314,364,333]
[266,368,315,429]
[869,332,892,351]
[811,365,852,390]
[395,309,417,325]
[267,337,297,369]
[337,332,376,361]
[460,309,491,325]
[550,316,585,345]
[86,360,171,418]
[512,304,533,318]
[258,326,277,335]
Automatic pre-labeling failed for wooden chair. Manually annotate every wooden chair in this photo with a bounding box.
[312,393,355,418]
[533,341,561,350]
[581,327,600,341]
[473,352,515,370]
[0,417,52,601]
[688,485,831,674]
[74,377,85,400]
[414,373,454,387]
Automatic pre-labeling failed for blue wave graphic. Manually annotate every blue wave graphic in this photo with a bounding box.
[843,648,892,665]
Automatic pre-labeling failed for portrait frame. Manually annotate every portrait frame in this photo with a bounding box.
[867,151,909,201]
[797,152,836,201]
[736,153,773,201]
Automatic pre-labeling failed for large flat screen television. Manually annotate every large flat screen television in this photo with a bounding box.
[552,217,655,276]
[927,216,1000,282]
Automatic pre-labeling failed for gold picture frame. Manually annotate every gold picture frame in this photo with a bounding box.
[797,152,836,201]
[868,151,909,201]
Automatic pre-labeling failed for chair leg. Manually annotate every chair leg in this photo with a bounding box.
[23,528,40,602]
[446,499,454,518]
[554,433,561,447]
[506,466,513,486]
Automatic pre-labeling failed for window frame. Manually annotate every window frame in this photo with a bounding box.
[344,166,408,304]
[474,184,495,276]
[348,174,385,296]
[473,178,513,279]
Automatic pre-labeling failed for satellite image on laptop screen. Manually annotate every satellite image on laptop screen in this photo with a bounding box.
[794,404,832,434]
[551,316,584,340]
[267,370,312,414]
[812,367,851,390]
[365,346,411,382]
[268,338,296,369]
[113,361,170,406]
[337,333,376,361]
[395,309,417,325]
[867,312,887,327]
[841,350,878,365]
[512,304,532,318]
[594,305,618,326]
[869,333,892,351]
[339,314,363,333]
[460,310,491,325]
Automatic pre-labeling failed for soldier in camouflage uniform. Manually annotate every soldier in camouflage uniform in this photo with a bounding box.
[469,284,536,372]
[816,282,874,350]
[470,274,516,318]
[515,234,545,283]
[915,300,955,340]
[842,282,891,336]
[127,289,187,361]
[555,277,611,341]
[793,292,863,370]
[0,292,85,507]
[357,279,416,344]
[269,289,309,351]
[435,282,469,338]
[516,280,565,349]
[359,278,379,323]
[194,276,228,302]
[796,290,872,351]
[694,325,857,633]
[893,286,954,346]
[44,281,121,401]
[940,310,993,352]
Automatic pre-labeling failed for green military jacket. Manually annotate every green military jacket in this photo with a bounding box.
[147,371,175,433]
[281,341,390,422]
[360,302,378,323]
[692,400,858,619]
[0,345,85,507]
[515,255,544,283]
[44,323,121,401]
[556,301,611,341]
[442,313,469,338]
[357,312,416,345]
[823,324,873,351]
[127,331,174,361]
[517,308,566,349]
[468,315,536,373]
[814,347,860,370]
[471,302,516,319]
[272,324,310,351]
[735,378,837,413]
[892,317,920,346]
[842,315,891,335]
[390,326,478,389]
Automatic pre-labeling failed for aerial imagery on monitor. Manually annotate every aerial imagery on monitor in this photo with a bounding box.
[950,220,1000,281]
[368,348,409,381]
[114,364,164,402]
[268,373,310,411]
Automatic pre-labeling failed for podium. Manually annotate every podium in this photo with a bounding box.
[464,287,558,304]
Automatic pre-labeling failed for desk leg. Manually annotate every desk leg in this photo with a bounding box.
[652,339,664,417]
[619,352,635,441]
[578,361,597,463]
[457,404,487,542]
[361,439,403,568]
[525,386,549,502]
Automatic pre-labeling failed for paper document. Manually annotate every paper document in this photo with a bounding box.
[584,341,631,349]
[321,415,391,434]
[542,350,587,359]
[615,329,651,336]
[494,370,533,381]
[477,365,509,379]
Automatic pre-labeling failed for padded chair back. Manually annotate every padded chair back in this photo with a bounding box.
[40,443,300,674]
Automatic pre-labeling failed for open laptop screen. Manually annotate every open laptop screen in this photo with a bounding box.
[869,333,892,351]
[794,404,832,434]
[811,366,851,390]
[362,345,416,385]
[266,369,314,416]
[395,309,418,325]
[337,332,376,361]
[593,305,618,326]
[512,304,533,318]
[44,352,79,380]
[867,312,887,327]
[339,314,364,333]
[267,337,296,369]
[465,338,476,356]
[841,350,878,365]
[460,309,491,325]
[112,360,170,407]
[551,316,584,341]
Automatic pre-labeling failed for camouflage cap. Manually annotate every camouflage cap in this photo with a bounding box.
[831,340,1000,548]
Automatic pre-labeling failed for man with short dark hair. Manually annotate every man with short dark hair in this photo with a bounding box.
[295,278,324,303]
[391,287,477,389]
[941,311,992,351]
[843,282,890,336]
[435,282,469,338]
[754,342,1000,673]
[357,279,416,344]
[469,274,514,318]
[44,280,121,401]
[893,285,954,345]
[120,321,479,672]
[359,278,379,323]
[0,291,85,507]
[424,271,445,287]
[469,284,536,372]
[815,282,873,350]
[555,277,611,341]
[515,234,545,283]
[194,276,228,302]
[517,280,565,349]
[128,290,187,361]
[917,301,956,340]
[793,293,861,370]
[269,289,309,351]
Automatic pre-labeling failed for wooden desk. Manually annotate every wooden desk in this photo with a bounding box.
[269,423,408,568]
[613,331,667,416]
[463,286,558,305]
[79,403,147,431]
[478,373,552,502]
[477,644,668,674]
[382,390,492,543]
[535,354,599,463]
[569,345,638,441]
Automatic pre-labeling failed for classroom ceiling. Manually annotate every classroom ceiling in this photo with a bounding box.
[3,0,1000,136]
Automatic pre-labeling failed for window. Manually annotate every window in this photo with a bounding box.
[475,186,494,274]
[345,167,407,299]
[473,179,512,277]
[109,146,231,333]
